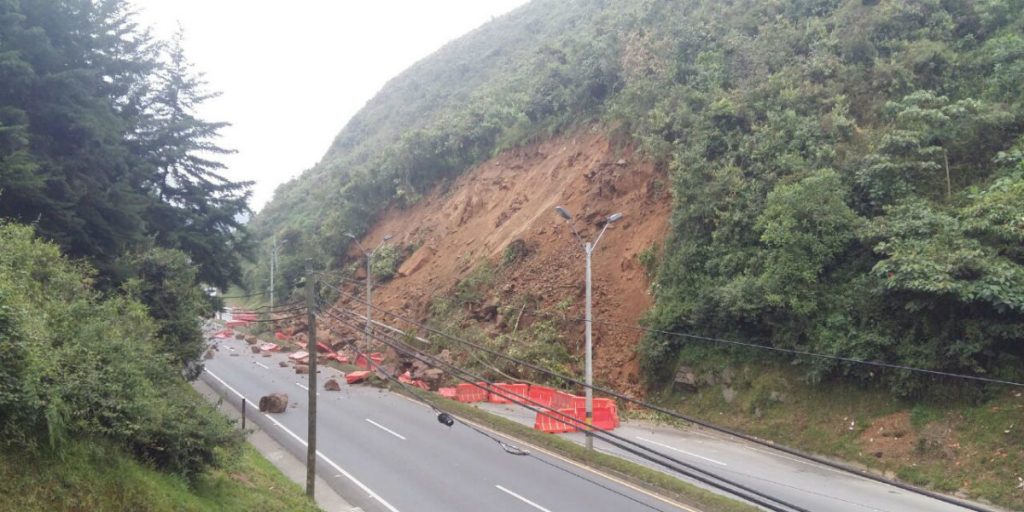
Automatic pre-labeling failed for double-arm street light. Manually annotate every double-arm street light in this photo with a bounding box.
[554,206,623,450]
[345,233,393,350]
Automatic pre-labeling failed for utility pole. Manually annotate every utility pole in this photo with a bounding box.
[304,260,317,498]
[270,235,276,310]
[345,233,391,351]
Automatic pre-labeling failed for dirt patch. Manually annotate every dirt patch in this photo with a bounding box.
[330,129,671,396]
[858,411,918,462]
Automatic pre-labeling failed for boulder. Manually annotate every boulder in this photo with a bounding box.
[278,361,289,368]
[258,393,288,413]
[250,345,261,354]
[244,334,258,345]
[324,379,341,391]
[234,333,245,340]
[673,366,699,392]
[203,348,215,360]
[295,364,309,374]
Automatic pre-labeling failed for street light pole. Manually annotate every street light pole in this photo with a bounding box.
[555,206,622,451]
[346,233,392,350]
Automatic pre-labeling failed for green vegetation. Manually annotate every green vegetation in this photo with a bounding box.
[0,223,239,479]
[648,351,1024,509]
[251,0,1024,396]
[0,438,319,512]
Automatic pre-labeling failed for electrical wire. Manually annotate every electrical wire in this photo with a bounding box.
[322,306,808,512]
[582,317,1024,388]
[317,282,996,512]
[315,307,680,512]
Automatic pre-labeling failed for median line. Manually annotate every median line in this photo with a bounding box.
[636,436,727,466]
[495,484,553,512]
[365,418,407,440]
[203,369,401,512]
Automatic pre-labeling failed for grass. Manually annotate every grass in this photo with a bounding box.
[648,359,1024,510]
[404,387,758,512]
[0,439,319,512]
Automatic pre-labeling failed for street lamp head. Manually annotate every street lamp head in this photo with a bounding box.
[606,212,623,223]
[554,206,573,220]
[382,234,393,242]
[344,233,357,240]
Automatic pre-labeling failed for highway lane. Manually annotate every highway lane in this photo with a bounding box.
[476,404,978,512]
[201,336,700,512]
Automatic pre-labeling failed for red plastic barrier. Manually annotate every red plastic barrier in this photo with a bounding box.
[489,383,529,404]
[455,383,488,403]
[233,313,257,322]
[528,385,556,407]
[411,380,429,390]
[274,331,289,341]
[571,404,619,430]
[398,371,413,384]
[534,408,579,433]
[213,329,234,339]
[258,342,280,352]
[355,352,384,369]
[438,387,457,399]
[346,370,371,384]
[288,351,309,363]
[225,320,249,328]
[326,353,350,364]
[551,391,577,409]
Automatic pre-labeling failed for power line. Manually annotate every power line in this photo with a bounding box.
[582,317,1024,388]
[322,306,809,512]
[318,282,996,512]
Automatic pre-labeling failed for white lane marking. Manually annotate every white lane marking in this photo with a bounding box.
[204,369,401,512]
[255,362,269,369]
[390,393,698,512]
[295,382,308,391]
[636,436,727,466]
[496,485,552,512]
[365,418,407,440]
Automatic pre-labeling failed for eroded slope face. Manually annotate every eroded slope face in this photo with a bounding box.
[334,130,670,395]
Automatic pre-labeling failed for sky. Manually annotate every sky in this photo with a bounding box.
[134,0,530,212]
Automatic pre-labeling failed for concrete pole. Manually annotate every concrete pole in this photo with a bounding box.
[304,260,317,498]
[365,251,372,350]
[584,242,594,450]
[270,235,276,310]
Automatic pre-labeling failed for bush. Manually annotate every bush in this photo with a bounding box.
[0,223,240,479]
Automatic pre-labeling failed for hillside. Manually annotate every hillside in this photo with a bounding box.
[252,0,1024,393]
[327,130,669,395]
[248,0,1024,507]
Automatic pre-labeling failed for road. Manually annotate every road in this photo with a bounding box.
[200,336,698,512]
[475,404,982,512]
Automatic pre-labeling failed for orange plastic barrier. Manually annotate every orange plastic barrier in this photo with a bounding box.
[551,391,577,409]
[528,385,556,407]
[346,370,371,384]
[534,408,579,433]
[326,353,350,364]
[489,383,529,404]
[438,387,457,399]
[225,320,249,328]
[355,352,384,369]
[455,382,488,403]
[572,404,619,430]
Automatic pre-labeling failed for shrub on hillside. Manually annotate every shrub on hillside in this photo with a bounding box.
[0,223,240,480]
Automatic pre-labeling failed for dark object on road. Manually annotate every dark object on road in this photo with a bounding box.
[250,345,260,354]
[279,361,289,367]
[258,393,288,413]
[437,412,455,427]
[324,378,341,391]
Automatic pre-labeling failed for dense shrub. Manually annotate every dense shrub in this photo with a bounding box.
[0,223,240,479]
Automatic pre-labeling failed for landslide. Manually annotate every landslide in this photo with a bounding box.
[331,130,670,396]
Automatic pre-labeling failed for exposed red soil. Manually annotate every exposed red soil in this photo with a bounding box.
[328,130,671,397]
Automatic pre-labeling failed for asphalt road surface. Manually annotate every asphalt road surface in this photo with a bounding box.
[476,402,981,512]
[200,336,699,512]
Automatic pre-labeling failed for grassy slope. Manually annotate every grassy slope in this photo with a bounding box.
[0,440,319,512]
[647,358,1024,510]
